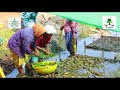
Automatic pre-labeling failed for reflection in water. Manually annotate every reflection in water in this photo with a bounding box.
[6,67,25,78]
[104,62,120,75]
[47,37,116,62]
[6,69,18,78]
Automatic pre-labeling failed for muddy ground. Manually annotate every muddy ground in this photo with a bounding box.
[16,55,120,78]
[0,59,15,75]
[86,36,120,52]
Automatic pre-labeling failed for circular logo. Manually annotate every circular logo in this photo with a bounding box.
[9,18,20,28]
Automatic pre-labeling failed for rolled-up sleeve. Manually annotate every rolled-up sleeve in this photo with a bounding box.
[70,21,78,28]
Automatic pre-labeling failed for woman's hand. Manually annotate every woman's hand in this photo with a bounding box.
[45,51,50,55]
[33,48,40,56]
[34,52,40,57]
[60,26,64,30]
[37,46,50,55]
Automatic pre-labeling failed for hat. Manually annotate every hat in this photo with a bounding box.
[33,23,46,37]
[44,25,57,34]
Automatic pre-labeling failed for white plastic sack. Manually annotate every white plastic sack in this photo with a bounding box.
[44,25,57,34]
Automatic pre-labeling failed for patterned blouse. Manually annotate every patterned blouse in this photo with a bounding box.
[21,12,38,28]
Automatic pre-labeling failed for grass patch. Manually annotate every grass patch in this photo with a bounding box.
[80,23,96,29]
[79,24,96,39]
[0,28,15,59]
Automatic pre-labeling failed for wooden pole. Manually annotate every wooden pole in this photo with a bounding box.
[84,41,86,54]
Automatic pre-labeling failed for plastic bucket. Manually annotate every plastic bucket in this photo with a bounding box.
[31,55,39,64]
[32,61,57,75]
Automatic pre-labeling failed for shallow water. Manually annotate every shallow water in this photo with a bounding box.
[6,67,25,78]
[6,69,19,78]
[104,62,120,76]
[6,32,120,78]
[46,33,120,77]
[47,37,117,61]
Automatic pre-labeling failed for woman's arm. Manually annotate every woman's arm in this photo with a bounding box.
[45,44,50,54]
[60,25,65,30]
[70,21,78,28]
[37,45,50,55]
[34,48,40,56]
